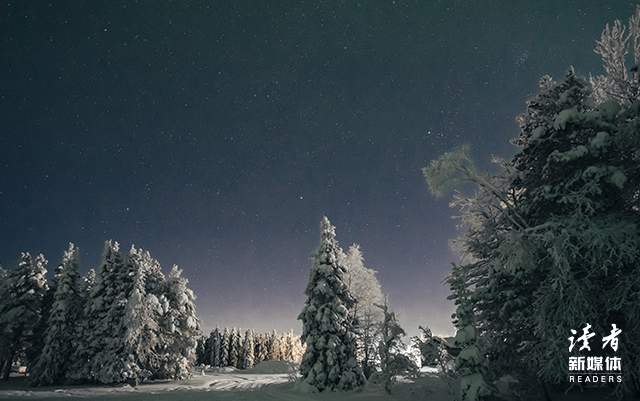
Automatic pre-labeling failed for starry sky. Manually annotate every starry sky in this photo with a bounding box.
[1,1,635,337]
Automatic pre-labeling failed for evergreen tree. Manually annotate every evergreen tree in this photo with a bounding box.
[423,10,640,397]
[0,265,6,377]
[195,334,209,366]
[235,327,244,367]
[28,243,82,386]
[210,326,221,367]
[446,265,490,401]
[122,246,164,382]
[69,241,133,383]
[254,333,268,365]
[341,244,384,378]
[281,330,294,361]
[268,329,281,361]
[297,217,364,392]
[291,335,306,364]
[0,253,48,380]
[156,265,200,380]
[376,296,413,395]
[228,327,239,368]
[220,328,230,367]
[242,329,255,369]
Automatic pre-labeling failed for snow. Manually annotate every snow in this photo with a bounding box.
[0,366,625,400]
[553,106,579,130]
[0,369,455,400]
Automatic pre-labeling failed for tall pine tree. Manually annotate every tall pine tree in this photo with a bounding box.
[297,217,364,392]
[423,9,640,396]
[69,241,133,383]
[0,253,48,380]
[28,244,82,386]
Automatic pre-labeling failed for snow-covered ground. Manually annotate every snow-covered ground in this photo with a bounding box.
[0,361,623,400]
[0,362,453,400]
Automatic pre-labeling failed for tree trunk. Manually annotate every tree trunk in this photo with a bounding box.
[541,380,553,401]
[1,351,13,381]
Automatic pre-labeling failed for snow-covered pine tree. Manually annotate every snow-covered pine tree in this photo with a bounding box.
[291,335,306,364]
[210,326,221,367]
[281,330,294,361]
[228,327,240,368]
[0,265,6,377]
[296,217,364,393]
[341,244,384,378]
[242,329,255,369]
[156,265,200,380]
[446,264,491,401]
[122,246,165,382]
[254,333,268,365]
[0,253,48,381]
[28,255,56,373]
[69,240,133,383]
[268,329,281,361]
[423,9,640,397]
[28,244,82,386]
[234,327,244,368]
[196,334,209,366]
[220,328,230,367]
[376,296,413,395]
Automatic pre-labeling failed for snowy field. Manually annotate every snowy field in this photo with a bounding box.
[0,362,624,401]
[0,362,454,401]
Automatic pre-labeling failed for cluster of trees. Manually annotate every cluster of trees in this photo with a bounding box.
[196,327,305,369]
[0,241,200,386]
[424,6,640,400]
[296,217,413,394]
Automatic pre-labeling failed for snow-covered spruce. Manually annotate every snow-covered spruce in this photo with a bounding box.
[340,244,385,378]
[296,216,365,393]
[28,244,82,386]
[0,253,48,381]
[69,241,132,384]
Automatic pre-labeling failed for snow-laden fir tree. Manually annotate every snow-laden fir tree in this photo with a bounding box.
[209,326,222,367]
[281,330,294,362]
[122,246,165,382]
[28,257,57,373]
[291,335,306,364]
[268,329,282,361]
[195,335,208,366]
[156,265,200,379]
[0,253,48,381]
[446,264,491,401]
[423,9,640,397]
[297,216,365,393]
[376,296,414,395]
[254,333,268,365]
[228,327,240,368]
[220,327,230,367]
[0,265,6,378]
[242,329,255,369]
[69,241,133,384]
[28,244,82,386]
[340,244,384,378]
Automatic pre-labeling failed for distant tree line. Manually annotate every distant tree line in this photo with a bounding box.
[0,241,200,386]
[196,327,306,369]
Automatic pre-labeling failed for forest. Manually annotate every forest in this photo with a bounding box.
[1,5,640,401]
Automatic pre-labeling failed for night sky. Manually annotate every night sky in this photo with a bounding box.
[1,1,635,337]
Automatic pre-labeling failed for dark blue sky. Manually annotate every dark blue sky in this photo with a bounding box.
[0,1,635,336]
